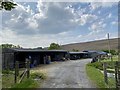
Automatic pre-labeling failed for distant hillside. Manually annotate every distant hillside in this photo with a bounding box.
[61,38,119,51]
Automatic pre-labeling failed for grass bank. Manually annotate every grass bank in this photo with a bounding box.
[86,62,116,89]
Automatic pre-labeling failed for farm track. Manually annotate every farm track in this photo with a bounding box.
[38,59,96,88]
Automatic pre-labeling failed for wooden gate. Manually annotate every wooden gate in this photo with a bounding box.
[14,59,30,83]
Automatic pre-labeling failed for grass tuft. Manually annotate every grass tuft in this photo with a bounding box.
[11,78,38,88]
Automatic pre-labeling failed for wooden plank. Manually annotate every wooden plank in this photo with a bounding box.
[18,69,27,83]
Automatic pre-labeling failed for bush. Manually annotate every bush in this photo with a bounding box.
[87,62,103,70]
[105,61,115,69]
[102,50,118,55]
[87,61,115,70]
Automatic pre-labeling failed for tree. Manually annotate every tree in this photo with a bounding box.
[48,43,61,50]
[72,49,79,52]
[0,0,17,11]
[0,44,22,48]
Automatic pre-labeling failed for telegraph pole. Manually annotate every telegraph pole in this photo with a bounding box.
[107,33,110,54]
[107,33,112,61]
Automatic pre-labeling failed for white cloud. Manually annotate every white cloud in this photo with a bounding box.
[111,21,118,25]
[98,11,101,14]
[89,21,106,31]
[73,14,98,26]
[1,2,118,47]
[108,13,112,18]
[90,2,117,10]
[2,2,79,35]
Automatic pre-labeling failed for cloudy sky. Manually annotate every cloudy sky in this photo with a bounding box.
[0,1,118,48]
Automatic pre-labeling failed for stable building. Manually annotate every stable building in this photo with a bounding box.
[2,48,69,69]
[69,52,89,60]
[83,50,107,58]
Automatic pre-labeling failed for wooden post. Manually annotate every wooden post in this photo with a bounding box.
[117,62,120,89]
[115,61,118,88]
[103,62,108,84]
[115,61,120,89]
[118,70,120,89]
[15,61,19,83]
[26,59,30,78]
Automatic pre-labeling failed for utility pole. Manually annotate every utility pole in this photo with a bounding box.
[107,33,110,54]
[107,33,112,61]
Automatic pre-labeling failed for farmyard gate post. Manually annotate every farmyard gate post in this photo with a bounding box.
[26,59,30,78]
[15,61,19,83]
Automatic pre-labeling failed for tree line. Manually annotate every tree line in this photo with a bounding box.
[0,44,22,48]
[0,43,61,50]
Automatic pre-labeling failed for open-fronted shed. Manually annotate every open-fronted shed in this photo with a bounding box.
[2,48,69,69]
[69,52,89,60]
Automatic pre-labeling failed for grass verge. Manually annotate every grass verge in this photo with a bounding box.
[86,65,107,88]
[86,63,116,89]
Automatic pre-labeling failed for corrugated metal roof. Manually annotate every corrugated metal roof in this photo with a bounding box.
[2,48,68,53]
[69,52,88,54]
[83,50,107,55]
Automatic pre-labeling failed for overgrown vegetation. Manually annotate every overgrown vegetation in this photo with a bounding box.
[2,69,14,74]
[30,72,47,80]
[102,49,118,55]
[87,61,116,71]
[2,70,47,88]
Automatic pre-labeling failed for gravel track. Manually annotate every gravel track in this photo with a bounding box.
[40,59,96,88]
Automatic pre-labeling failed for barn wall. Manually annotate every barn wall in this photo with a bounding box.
[2,52,14,69]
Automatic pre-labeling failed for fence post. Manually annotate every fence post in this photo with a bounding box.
[15,61,19,83]
[26,59,30,78]
[103,62,108,84]
[115,61,118,88]
[117,62,120,89]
